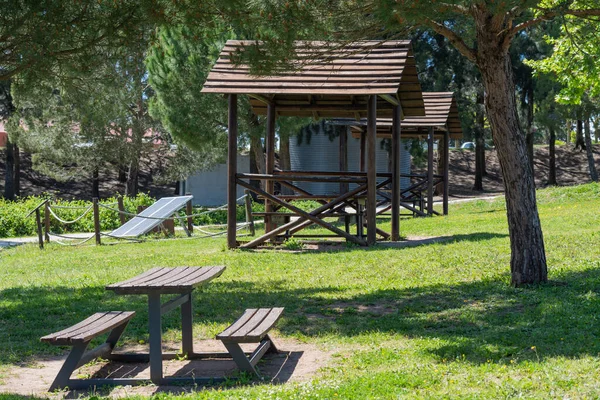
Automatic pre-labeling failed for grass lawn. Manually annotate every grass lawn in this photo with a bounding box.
[0,183,599,399]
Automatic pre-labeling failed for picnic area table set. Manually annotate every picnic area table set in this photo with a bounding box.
[40,266,284,391]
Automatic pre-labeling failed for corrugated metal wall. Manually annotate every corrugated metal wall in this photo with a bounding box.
[289,124,412,195]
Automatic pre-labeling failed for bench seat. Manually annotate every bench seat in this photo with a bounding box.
[217,307,284,376]
[41,311,136,391]
[42,311,135,345]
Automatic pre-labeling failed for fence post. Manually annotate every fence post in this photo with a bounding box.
[44,201,50,243]
[117,196,126,226]
[93,198,101,245]
[35,208,44,249]
[244,190,255,236]
[186,196,193,233]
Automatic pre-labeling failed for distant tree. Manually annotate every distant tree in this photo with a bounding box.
[528,19,600,182]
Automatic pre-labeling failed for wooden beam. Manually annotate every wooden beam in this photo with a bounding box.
[427,126,434,216]
[391,104,401,241]
[248,94,273,105]
[238,180,367,247]
[380,94,399,106]
[367,95,377,245]
[443,130,449,216]
[227,94,238,249]
[265,103,276,233]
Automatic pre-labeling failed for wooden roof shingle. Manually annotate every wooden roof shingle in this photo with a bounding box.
[202,40,425,119]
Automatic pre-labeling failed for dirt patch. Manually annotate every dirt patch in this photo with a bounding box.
[0,338,332,398]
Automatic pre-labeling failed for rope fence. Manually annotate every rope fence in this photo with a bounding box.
[27,194,259,248]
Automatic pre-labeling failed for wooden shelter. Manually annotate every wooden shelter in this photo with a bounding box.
[344,92,463,217]
[202,40,426,248]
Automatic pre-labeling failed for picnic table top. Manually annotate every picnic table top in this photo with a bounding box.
[106,266,226,295]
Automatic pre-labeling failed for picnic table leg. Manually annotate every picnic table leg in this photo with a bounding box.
[148,293,164,384]
[181,292,194,357]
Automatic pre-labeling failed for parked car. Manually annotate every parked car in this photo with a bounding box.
[461,141,475,150]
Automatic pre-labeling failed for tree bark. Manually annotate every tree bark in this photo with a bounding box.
[525,86,535,177]
[473,89,485,191]
[566,120,571,145]
[279,134,294,195]
[92,168,100,199]
[475,21,547,286]
[126,161,139,196]
[250,134,265,189]
[584,118,598,182]
[575,120,585,151]
[3,136,15,200]
[547,127,557,186]
[13,144,20,196]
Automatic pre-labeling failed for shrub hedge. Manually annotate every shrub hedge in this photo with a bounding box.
[0,194,263,238]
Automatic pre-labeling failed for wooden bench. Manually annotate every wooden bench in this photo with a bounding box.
[41,311,137,391]
[216,307,284,377]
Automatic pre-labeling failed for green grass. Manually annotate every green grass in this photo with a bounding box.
[0,183,599,399]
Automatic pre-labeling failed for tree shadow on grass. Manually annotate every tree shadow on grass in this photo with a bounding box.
[1,265,598,369]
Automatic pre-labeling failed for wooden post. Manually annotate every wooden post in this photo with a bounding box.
[93,198,101,245]
[117,196,126,226]
[339,128,349,194]
[227,94,238,249]
[185,196,194,233]
[43,201,51,243]
[366,95,377,245]
[359,129,366,172]
[443,131,450,215]
[427,127,434,216]
[391,105,401,241]
[35,208,44,249]
[265,103,276,234]
[244,189,255,236]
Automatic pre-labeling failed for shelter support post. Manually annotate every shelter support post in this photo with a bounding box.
[443,131,449,215]
[391,105,401,241]
[427,127,434,216]
[227,94,238,249]
[339,128,349,194]
[367,95,377,245]
[265,103,276,233]
[359,130,366,172]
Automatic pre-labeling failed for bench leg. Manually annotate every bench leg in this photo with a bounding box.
[49,342,90,391]
[223,336,279,378]
[223,342,259,376]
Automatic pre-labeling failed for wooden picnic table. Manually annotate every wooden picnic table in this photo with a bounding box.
[106,266,226,385]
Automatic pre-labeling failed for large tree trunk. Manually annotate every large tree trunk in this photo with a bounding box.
[548,127,557,186]
[525,86,535,177]
[584,118,598,182]
[473,89,485,191]
[126,161,139,196]
[575,120,585,151]
[3,136,15,200]
[476,23,547,286]
[13,144,20,196]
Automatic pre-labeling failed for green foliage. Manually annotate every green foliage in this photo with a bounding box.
[0,194,154,238]
[282,237,304,251]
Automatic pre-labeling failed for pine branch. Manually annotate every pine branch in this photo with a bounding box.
[424,19,477,63]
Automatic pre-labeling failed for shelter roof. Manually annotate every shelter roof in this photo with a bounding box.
[202,40,425,119]
[344,92,462,139]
